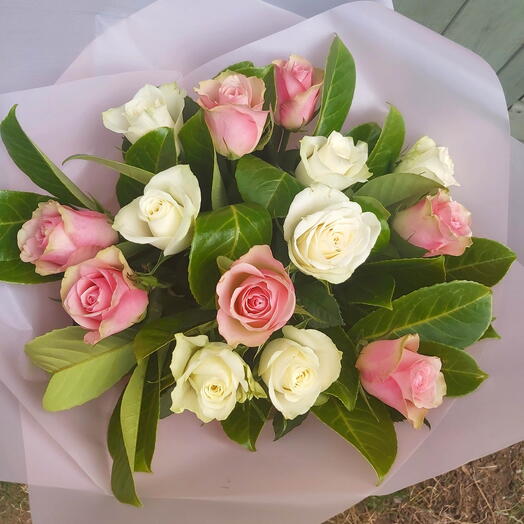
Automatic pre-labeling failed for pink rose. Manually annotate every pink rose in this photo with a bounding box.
[356,334,446,428]
[272,55,324,131]
[392,189,472,256]
[216,245,295,347]
[195,72,269,158]
[61,246,149,344]
[17,201,118,276]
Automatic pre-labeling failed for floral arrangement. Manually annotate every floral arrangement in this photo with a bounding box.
[0,36,515,506]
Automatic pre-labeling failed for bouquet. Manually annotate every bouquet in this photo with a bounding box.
[0,35,515,506]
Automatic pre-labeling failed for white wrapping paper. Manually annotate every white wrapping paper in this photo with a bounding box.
[0,2,522,523]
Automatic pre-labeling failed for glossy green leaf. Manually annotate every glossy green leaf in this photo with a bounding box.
[272,411,308,441]
[352,195,390,252]
[189,203,272,308]
[419,341,488,396]
[355,172,442,209]
[25,327,136,410]
[366,106,405,177]
[0,106,96,209]
[313,395,397,481]
[445,237,516,287]
[221,398,271,451]
[346,122,381,152]
[235,155,304,217]
[315,36,356,137]
[134,309,216,360]
[338,273,395,309]
[0,259,60,284]
[0,190,50,261]
[349,281,492,349]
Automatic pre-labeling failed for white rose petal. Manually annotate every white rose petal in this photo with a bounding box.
[283,184,381,284]
[394,136,458,187]
[102,82,186,146]
[259,326,342,420]
[170,333,263,423]
[295,131,372,190]
[113,165,201,256]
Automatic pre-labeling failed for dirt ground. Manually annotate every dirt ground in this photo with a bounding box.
[0,442,522,524]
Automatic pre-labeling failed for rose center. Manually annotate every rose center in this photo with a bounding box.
[410,362,436,394]
[283,365,315,392]
[202,380,227,401]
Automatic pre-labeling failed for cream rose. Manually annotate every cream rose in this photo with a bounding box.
[113,165,201,256]
[394,136,458,187]
[259,326,342,420]
[170,334,265,422]
[295,132,371,190]
[283,184,381,284]
[102,82,186,145]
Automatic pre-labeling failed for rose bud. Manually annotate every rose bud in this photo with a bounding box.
[216,245,295,347]
[356,334,446,428]
[272,55,324,131]
[17,201,118,276]
[392,189,472,257]
[195,72,269,158]
[60,246,149,344]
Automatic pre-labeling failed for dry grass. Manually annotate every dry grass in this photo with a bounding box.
[0,443,522,523]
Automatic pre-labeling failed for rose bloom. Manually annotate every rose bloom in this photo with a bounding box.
[283,184,381,284]
[170,333,265,423]
[61,246,149,344]
[394,136,458,187]
[113,165,201,256]
[356,334,446,428]
[295,131,372,190]
[195,72,269,158]
[102,82,186,145]
[259,326,342,420]
[216,245,295,347]
[17,201,118,276]
[392,189,472,256]
[273,55,324,131]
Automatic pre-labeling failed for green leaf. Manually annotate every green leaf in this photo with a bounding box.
[356,256,446,297]
[338,273,395,309]
[189,203,272,308]
[235,155,304,217]
[295,276,343,329]
[346,122,381,152]
[352,195,390,252]
[312,395,397,481]
[182,96,200,121]
[107,395,141,507]
[159,384,175,419]
[480,323,500,340]
[117,127,177,206]
[221,398,271,451]
[25,327,136,410]
[0,190,50,261]
[366,106,405,177]
[355,172,442,209]
[349,281,492,349]
[134,309,216,360]
[272,411,308,441]
[0,106,96,209]
[211,150,227,210]
[315,36,356,137]
[445,237,516,287]
[419,340,488,396]
[0,259,60,284]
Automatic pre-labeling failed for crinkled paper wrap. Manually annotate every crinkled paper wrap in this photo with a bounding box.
[0,1,523,523]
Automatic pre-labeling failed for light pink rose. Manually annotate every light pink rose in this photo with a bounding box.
[272,55,324,131]
[356,334,446,428]
[195,72,269,158]
[17,201,118,276]
[392,189,472,256]
[61,246,149,344]
[216,245,295,347]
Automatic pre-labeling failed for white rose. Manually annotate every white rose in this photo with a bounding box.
[259,326,342,420]
[394,136,458,187]
[113,165,200,256]
[295,131,371,190]
[102,82,186,145]
[283,184,381,284]
[170,333,265,422]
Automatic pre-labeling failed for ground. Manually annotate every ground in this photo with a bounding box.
[0,442,522,523]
